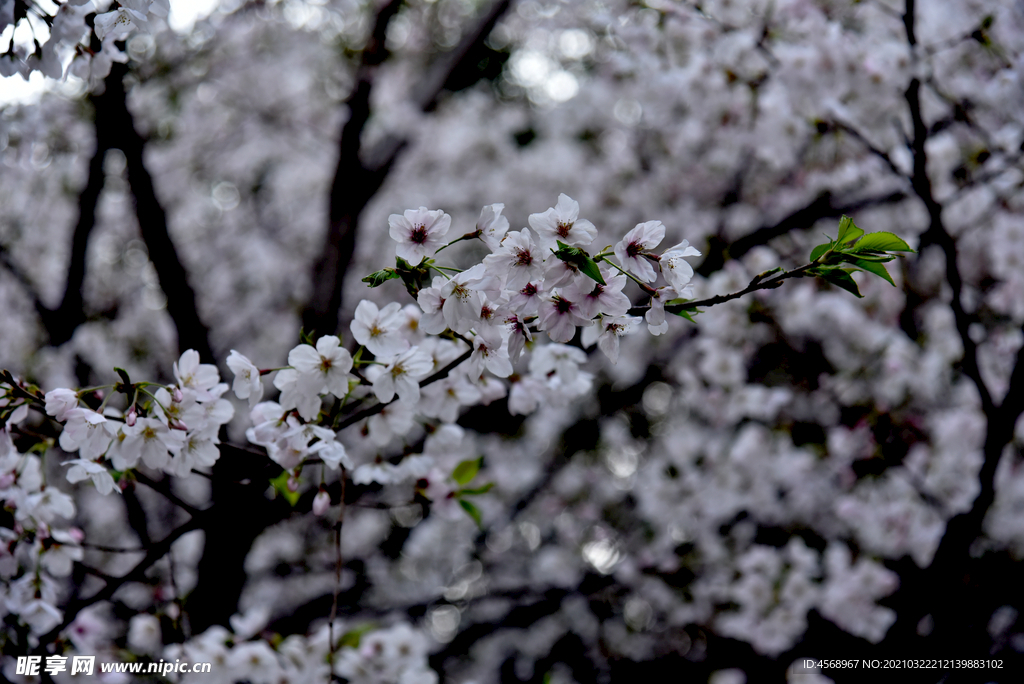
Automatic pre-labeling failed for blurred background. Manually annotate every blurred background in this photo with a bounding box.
[2,0,1024,681]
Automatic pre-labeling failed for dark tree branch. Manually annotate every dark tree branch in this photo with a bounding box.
[695,190,908,277]
[302,0,514,338]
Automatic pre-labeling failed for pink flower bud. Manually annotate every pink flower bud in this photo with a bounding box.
[126,406,137,427]
[0,472,15,489]
[287,476,299,493]
[312,489,331,516]
[172,387,184,403]
[69,527,85,543]
[170,419,188,431]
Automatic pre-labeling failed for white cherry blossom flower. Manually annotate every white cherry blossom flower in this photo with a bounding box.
[614,221,665,282]
[351,300,411,358]
[45,388,79,422]
[476,203,509,250]
[417,277,449,335]
[315,440,351,470]
[122,417,186,471]
[528,194,597,248]
[538,293,591,343]
[288,335,354,397]
[93,6,147,42]
[581,315,641,362]
[646,286,678,336]
[441,269,485,334]
[660,240,702,296]
[389,207,451,263]
[467,328,513,378]
[64,459,119,495]
[508,280,545,316]
[569,266,630,318]
[274,369,325,422]
[373,346,434,404]
[173,349,221,401]
[58,408,115,460]
[482,228,543,290]
[420,375,482,423]
[227,350,264,407]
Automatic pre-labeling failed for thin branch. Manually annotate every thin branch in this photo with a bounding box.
[36,509,208,648]
[335,348,472,430]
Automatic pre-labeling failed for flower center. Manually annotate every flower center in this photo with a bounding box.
[514,248,533,266]
[554,296,573,314]
[556,221,573,238]
[626,241,642,258]
[410,225,428,244]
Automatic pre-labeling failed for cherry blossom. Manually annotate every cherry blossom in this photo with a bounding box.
[388,207,452,263]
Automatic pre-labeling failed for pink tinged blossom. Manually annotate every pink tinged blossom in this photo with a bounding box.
[468,328,513,378]
[660,240,702,295]
[581,315,641,363]
[538,294,590,344]
[125,406,137,427]
[312,489,331,516]
[614,221,666,282]
[570,266,630,319]
[388,207,452,263]
[503,314,533,362]
[64,459,119,496]
[483,228,543,290]
[44,388,79,422]
[528,193,598,248]
[227,350,264,408]
[509,280,545,316]
[58,408,115,460]
[351,300,411,358]
[417,277,449,334]
[646,286,677,336]
[173,349,220,401]
[476,203,510,250]
[288,335,354,398]
[373,346,434,404]
[171,386,183,403]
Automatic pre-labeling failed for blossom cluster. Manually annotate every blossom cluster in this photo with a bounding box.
[0,0,169,88]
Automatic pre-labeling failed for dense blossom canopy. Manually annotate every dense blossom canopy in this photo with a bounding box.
[3,0,1024,682]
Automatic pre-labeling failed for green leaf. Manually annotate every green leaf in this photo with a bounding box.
[362,268,401,288]
[269,471,300,506]
[666,299,701,323]
[113,367,132,387]
[809,242,833,262]
[459,499,483,527]
[553,241,606,285]
[819,268,863,298]
[836,216,864,245]
[459,482,495,496]
[849,232,914,253]
[337,624,375,650]
[851,258,896,286]
[836,251,894,262]
[751,267,783,283]
[452,456,482,485]
[577,256,606,285]
[299,328,316,346]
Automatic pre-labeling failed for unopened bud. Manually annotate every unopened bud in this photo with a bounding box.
[126,406,137,427]
[170,419,188,431]
[287,476,299,493]
[69,527,85,543]
[172,387,184,403]
[312,489,331,516]
[0,472,15,489]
